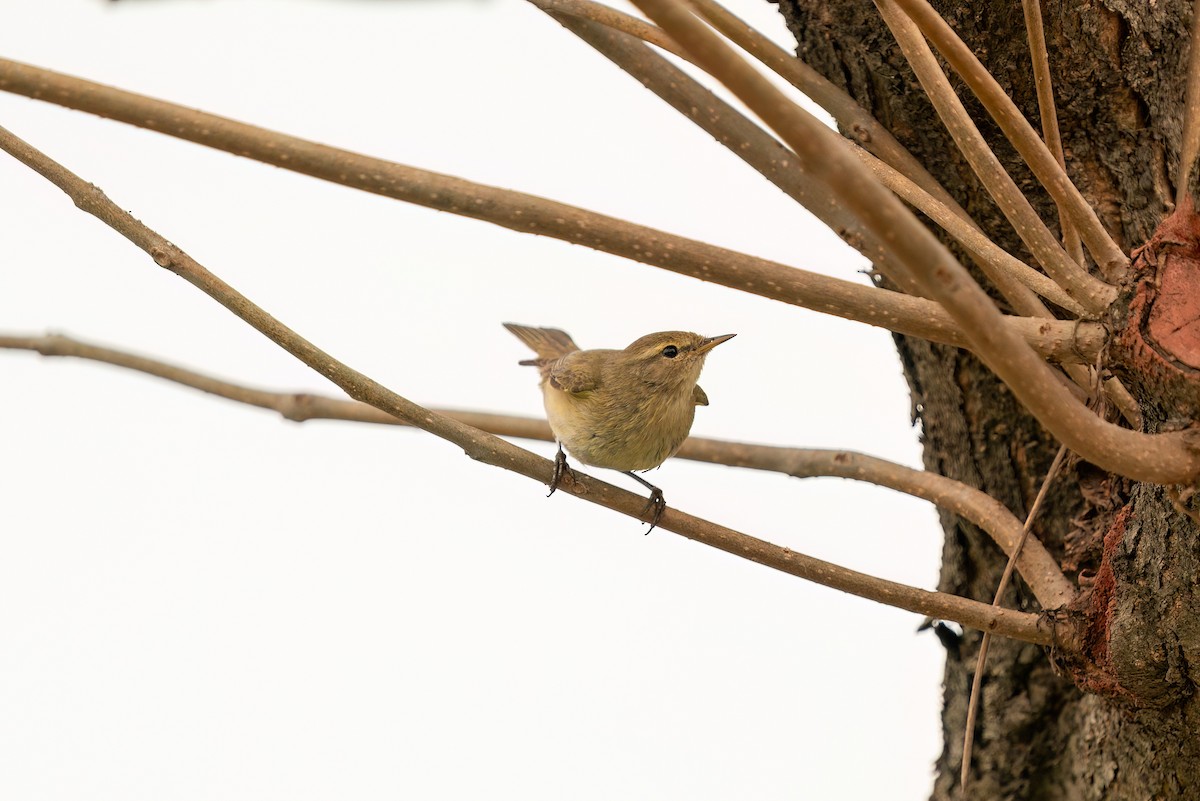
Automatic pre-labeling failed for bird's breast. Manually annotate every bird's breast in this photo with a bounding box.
[540,381,697,472]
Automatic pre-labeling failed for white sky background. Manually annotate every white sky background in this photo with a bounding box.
[0,0,948,798]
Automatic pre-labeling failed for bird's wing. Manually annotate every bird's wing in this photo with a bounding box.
[503,323,580,360]
[547,350,599,394]
[692,384,710,406]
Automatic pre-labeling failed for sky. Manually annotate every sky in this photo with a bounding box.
[1,1,946,798]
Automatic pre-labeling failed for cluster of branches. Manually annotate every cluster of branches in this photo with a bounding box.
[5,0,1200,678]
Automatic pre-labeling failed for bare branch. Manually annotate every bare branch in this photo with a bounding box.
[962,445,1069,792]
[1021,0,1085,265]
[0,57,1101,361]
[891,0,1129,278]
[874,0,1116,313]
[779,449,1074,609]
[0,331,1076,610]
[627,0,1200,484]
[1179,0,1200,207]
[0,125,1058,646]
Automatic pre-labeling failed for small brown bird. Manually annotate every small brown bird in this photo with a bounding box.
[504,323,734,530]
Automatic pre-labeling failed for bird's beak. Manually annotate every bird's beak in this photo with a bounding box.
[696,333,736,354]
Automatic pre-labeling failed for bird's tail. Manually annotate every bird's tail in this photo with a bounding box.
[502,323,580,361]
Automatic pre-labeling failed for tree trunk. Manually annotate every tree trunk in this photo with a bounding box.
[772,1,1200,797]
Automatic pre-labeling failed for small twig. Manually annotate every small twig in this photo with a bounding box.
[1177,0,1200,207]
[1021,0,1084,265]
[1166,486,1200,526]
[627,0,1200,484]
[0,123,1060,647]
[873,0,1116,313]
[0,331,1077,609]
[891,0,1129,278]
[960,445,1069,796]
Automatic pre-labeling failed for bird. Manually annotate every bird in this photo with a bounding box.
[503,323,734,531]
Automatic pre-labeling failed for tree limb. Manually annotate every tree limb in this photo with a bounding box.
[0,57,1102,361]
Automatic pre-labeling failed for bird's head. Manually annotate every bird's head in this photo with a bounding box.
[620,331,735,390]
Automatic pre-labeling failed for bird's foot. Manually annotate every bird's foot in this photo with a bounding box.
[640,488,666,534]
[548,446,573,497]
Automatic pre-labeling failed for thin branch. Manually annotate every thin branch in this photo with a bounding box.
[0,124,1059,647]
[0,57,1102,361]
[0,331,1076,610]
[874,0,1116,313]
[627,0,1200,484]
[1178,0,1200,207]
[1021,0,1084,265]
[891,0,1129,278]
[961,445,1069,794]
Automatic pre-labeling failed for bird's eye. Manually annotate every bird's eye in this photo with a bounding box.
[661,345,679,358]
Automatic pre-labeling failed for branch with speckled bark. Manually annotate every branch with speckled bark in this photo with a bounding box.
[0,57,1101,362]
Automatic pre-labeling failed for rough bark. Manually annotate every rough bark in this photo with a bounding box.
[771,0,1200,797]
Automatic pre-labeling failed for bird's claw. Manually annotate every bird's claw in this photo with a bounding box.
[641,488,666,534]
[548,447,571,497]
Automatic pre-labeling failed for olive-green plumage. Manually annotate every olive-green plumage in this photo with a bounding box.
[503,323,734,475]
